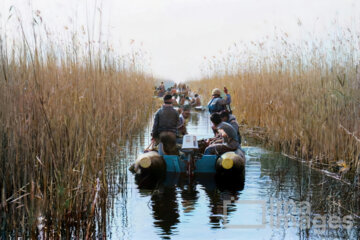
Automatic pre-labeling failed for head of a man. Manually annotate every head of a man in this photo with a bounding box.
[220,110,230,122]
[210,112,222,127]
[211,88,221,98]
[163,94,173,104]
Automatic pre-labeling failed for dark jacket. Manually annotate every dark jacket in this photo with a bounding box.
[227,114,241,144]
[152,105,179,138]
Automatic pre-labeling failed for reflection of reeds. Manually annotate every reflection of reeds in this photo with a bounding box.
[190,28,360,183]
[0,14,154,237]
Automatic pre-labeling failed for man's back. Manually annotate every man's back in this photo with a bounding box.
[228,114,239,132]
[218,121,239,143]
[152,105,179,138]
[208,97,226,114]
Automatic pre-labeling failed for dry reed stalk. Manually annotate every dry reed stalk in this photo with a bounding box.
[85,176,101,240]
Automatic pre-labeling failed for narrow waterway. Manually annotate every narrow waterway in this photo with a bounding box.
[106,109,359,240]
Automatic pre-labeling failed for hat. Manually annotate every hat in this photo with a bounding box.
[220,110,230,118]
[212,88,221,96]
[182,105,191,111]
[163,94,173,103]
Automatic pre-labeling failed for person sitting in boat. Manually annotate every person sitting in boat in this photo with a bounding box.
[171,95,179,106]
[151,94,179,147]
[157,81,166,97]
[176,106,191,143]
[204,113,240,155]
[178,95,186,106]
[191,94,201,107]
[185,85,191,96]
[184,96,191,106]
[220,110,241,144]
[223,86,232,113]
[171,85,177,96]
[207,88,226,114]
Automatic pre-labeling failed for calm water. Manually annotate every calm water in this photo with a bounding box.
[106,110,359,240]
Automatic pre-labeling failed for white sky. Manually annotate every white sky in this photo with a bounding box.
[0,0,359,82]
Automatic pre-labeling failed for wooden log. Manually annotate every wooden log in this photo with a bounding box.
[130,151,166,176]
[216,151,245,178]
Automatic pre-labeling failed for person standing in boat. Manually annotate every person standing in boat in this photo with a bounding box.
[204,113,240,155]
[220,110,241,144]
[223,87,232,113]
[207,88,226,114]
[151,94,179,145]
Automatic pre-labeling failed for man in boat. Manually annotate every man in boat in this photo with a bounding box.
[207,88,226,114]
[158,82,166,97]
[151,95,179,154]
[220,110,241,144]
[184,96,191,106]
[178,95,186,106]
[176,106,191,143]
[223,87,232,113]
[171,94,179,106]
[204,113,240,155]
[171,84,177,96]
[191,94,201,107]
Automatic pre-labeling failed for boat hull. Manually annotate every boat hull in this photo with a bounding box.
[163,147,246,175]
[163,154,218,173]
[131,148,246,180]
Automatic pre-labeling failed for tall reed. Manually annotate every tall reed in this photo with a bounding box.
[0,14,154,238]
[190,27,360,184]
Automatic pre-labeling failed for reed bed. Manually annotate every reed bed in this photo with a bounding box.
[0,20,154,237]
[190,28,360,184]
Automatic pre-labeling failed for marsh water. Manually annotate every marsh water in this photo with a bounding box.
[106,110,359,240]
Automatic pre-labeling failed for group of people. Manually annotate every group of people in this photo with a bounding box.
[156,82,202,107]
[156,82,190,97]
[204,87,240,155]
[151,86,241,156]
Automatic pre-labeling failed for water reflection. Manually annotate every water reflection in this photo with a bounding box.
[151,184,179,237]
[189,111,199,126]
[135,173,245,237]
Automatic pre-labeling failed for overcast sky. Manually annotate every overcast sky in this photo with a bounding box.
[0,0,359,82]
